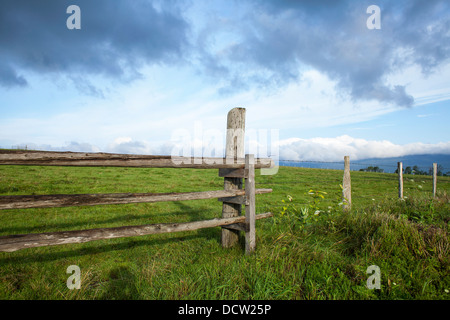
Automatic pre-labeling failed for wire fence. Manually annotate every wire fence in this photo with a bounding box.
[278,159,450,175]
[253,157,450,214]
[10,145,29,150]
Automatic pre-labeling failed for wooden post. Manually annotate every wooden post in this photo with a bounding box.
[433,163,437,198]
[221,108,245,248]
[398,162,403,199]
[342,156,351,212]
[245,154,256,254]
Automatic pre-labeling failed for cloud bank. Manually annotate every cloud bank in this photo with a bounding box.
[277,135,450,161]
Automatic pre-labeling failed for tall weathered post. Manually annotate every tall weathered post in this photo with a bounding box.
[433,163,437,198]
[221,108,245,248]
[245,154,256,254]
[398,162,403,199]
[342,156,351,212]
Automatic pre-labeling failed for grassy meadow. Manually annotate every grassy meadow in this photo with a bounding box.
[0,164,449,300]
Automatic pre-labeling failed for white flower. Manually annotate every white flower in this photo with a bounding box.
[314,210,320,215]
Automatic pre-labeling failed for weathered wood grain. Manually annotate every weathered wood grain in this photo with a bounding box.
[218,168,247,178]
[221,107,246,248]
[433,163,437,198]
[398,162,404,199]
[0,212,273,252]
[342,156,351,212]
[0,190,246,210]
[217,195,247,205]
[217,188,272,206]
[0,188,272,210]
[0,150,273,169]
[245,154,256,254]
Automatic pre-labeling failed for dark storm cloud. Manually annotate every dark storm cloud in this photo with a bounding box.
[200,0,450,108]
[0,62,28,87]
[0,0,190,90]
[388,0,450,74]
[2,1,449,109]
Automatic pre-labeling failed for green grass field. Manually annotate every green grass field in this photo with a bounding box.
[0,164,449,300]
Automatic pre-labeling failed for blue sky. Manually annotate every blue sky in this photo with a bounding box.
[1,0,450,161]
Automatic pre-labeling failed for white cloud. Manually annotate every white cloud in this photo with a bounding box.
[385,61,450,107]
[17,141,101,153]
[106,137,152,154]
[277,135,450,161]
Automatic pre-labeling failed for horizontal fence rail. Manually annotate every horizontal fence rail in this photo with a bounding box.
[0,189,273,210]
[0,150,274,169]
[0,212,273,253]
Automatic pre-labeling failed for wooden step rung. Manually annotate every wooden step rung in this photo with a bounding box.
[218,168,247,178]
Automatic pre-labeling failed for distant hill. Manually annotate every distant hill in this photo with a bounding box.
[279,154,450,174]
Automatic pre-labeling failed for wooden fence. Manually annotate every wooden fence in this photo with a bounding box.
[0,108,274,254]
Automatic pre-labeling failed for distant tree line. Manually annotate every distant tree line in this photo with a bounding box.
[359,166,384,173]
[394,164,449,176]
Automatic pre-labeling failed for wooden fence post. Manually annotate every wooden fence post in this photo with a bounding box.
[221,108,245,248]
[433,163,437,198]
[398,162,403,199]
[245,154,255,254]
[342,156,351,212]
